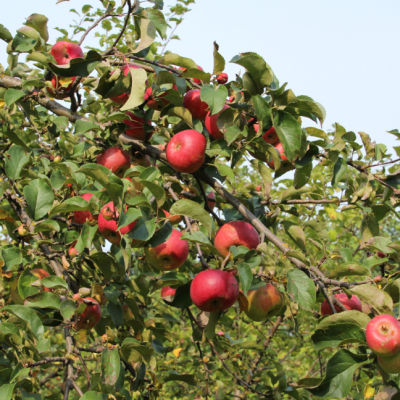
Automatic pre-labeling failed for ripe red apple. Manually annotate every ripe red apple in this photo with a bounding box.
[161,286,177,299]
[378,251,387,258]
[166,129,206,173]
[68,248,78,257]
[366,314,400,357]
[50,41,83,65]
[374,275,383,283]
[97,147,131,177]
[263,127,279,145]
[205,105,229,140]
[144,229,189,271]
[123,111,153,141]
[101,206,114,221]
[321,293,362,316]
[110,64,145,105]
[98,202,137,246]
[183,89,209,120]
[18,225,28,236]
[267,141,288,169]
[256,185,262,191]
[214,221,260,257]
[31,268,51,292]
[122,304,134,321]
[73,293,81,301]
[163,210,182,225]
[378,352,400,374]
[144,84,178,111]
[208,191,216,211]
[190,269,239,312]
[245,284,285,321]
[75,297,102,330]
[216,72,228,84]
[73,193,95,224]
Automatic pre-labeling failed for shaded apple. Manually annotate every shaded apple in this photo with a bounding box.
[161,286,177,300]
[98,202,137,247]
[166,129,206,173]
[50,41,83,65]
[378,352,400,374]
[183,89,209,120]
[162,210,182,225]
[208,191,216,211]
[97,147,131,177]
[205,105,229,140]
[245,284,285,322]
[144,229,189,271]
[263,127,279,145]
[68,248,78,257]
[73,193,95,224]
[123,111,153,141]
[144,84,178,111]
[214,221,260,257]
[190,269,239,312]
[216,72,228,84]
[76,297,102,330]
[320,293,362,315]
[366,314,400,356]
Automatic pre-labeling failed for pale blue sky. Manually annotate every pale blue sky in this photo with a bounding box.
[1,0,400,151]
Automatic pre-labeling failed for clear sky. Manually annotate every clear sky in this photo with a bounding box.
[1,0,400,151]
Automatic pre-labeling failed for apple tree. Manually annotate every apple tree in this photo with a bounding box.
[1,1,400,399]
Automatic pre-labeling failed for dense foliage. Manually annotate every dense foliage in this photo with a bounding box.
[1,1,400,399]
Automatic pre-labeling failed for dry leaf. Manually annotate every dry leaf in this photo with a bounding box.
[238,291,249,312]
[197,311,210,329]
[173,348,183,358]
[61,255,70,269]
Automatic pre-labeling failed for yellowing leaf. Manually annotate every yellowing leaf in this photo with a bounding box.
[0,100,5,108]
[173,348,183,358]
[0,209,13,222]
[363,384,375,399]
[326,206,337,220]
[330,253,341,259]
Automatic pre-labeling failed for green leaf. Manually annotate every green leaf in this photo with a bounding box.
[101,347,120,386]
[180,231,218,255]
[89,252,125,282]
[34,220,60,233]
[74,120,102,135]
[312,323,366,351]
[140,180,165,207]
[48,50,101,77]
[2,305,44,339]
[132,19,156,54]
[309,349,367,398]
[329,263,370,278]
[282,221,306,251]
[41,276,68,290]
[18,268,40,299]
[317,310,371,331]
[237,263,252,296]
[4,89,25,107]
[130,218,156,241]
[4,145,30,181]
[351,284,393,315]
[213,42,225,76]
[117,208,142,231]
[169,199,212,236]
[147,222,173,247]
[120,67,148,111]
[60,300,76,320]
[23,179,54,220]
[201,84,228,115]
[75,222,99,252]
[162,53,197,69]
[0,384,15,400]
[252,95,272,132]
[332,157,348,188]
[24,292,61,310]
[164,372,197,386]
[168,107,193,128]
[0,24,13,43]
[180,68,210,83]
[272,110,302,163]
[120,339,154,363]
[80,392,108,400]
[25,13,49,42]
[230,52,273,88]
[20,389,42,399]
[1,246,22,271]
[167,281,193,309]
[143,8,168,39]
[49,195,91,217]
[2,126,30,151]
[287,269,316,312]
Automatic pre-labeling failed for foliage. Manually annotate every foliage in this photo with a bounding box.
[0,1,400,399]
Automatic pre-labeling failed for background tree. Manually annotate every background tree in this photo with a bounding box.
[1,1,400,399]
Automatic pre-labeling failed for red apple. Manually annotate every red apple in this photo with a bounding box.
[378,251,387,258]
[73,193,95,224]
[31,268,51,293]
[216,72,228,84]
[366,314,400,357]
[205,105,229,140]
[18,224,28,236]
[190,269,239,312]
[73,293,81,301]
[268,141,288,169]
[68,248,78,257]
[123,111,153,141]
[161,286,177,299]
[163,210,182,225]
[374,275,382,283]
[145,229,189,271]
[98,202,137,247]
[263,127,279,145]
[50,41,83,65]
[214,221,260,257]
[110,64,145,105]
[321,293,362,316]
[245,284,285,321]
[97,147,131,177]
[208,191,216,211]
[144,84,178,111]
[75,297,102,330]
[256,185,262,191]
[101,205,114,221]
[166,129,206,173]
[378,352,400,374]
[183,89,209,120]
